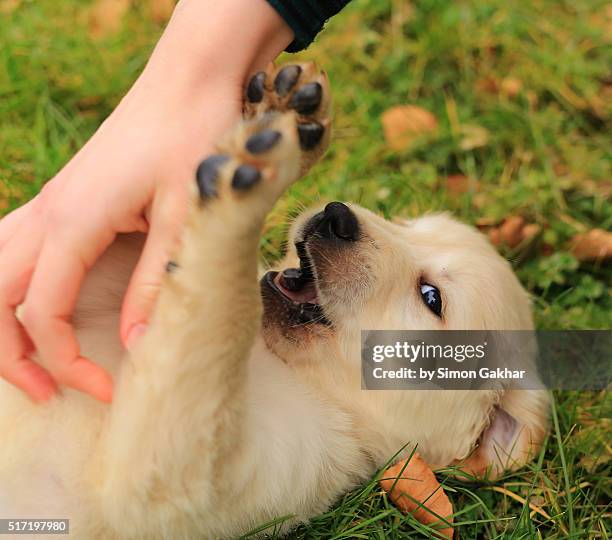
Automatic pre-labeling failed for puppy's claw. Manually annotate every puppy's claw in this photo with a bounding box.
[297,122,325,150]
[246,72,266,103]
[246,129,282,154]
[274,65,301,97]
[280,268,305,291]
[232,165,262,191]
[289,82,322,115]
[196,155,230,199]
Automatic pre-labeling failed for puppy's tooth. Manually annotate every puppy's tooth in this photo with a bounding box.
[196,154,230,199]
[232,164,262,191]
[274,65,301,97]
[165,260,179,273]
[246,71,266,103]
[281,268,304,291]
[246,129,281,154]
[288,82,322,115]
[297,122,324,150]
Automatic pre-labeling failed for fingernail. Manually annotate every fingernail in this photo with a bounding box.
[126,323,148,352]
[96,379,114,404]
[31,386,58,403]
[28,371,59,403]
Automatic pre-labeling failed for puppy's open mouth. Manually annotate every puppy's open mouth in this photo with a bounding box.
[263,241,331,325]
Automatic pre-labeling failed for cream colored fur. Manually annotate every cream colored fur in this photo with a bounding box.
[0,62,549,539]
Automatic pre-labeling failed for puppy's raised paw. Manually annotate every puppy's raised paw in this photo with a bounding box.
[194,113,300,210]
[244,62,331,171]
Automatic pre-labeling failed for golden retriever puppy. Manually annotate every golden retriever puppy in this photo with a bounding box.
[0,62,548,539]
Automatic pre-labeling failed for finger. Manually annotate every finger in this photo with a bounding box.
[120,187,188,347]
[21,225,115,403]
[0,230,57,402]
[0,313,57,402]
[0,201,33,251]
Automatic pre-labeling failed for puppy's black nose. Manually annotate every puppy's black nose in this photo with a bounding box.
[311,202,359,241]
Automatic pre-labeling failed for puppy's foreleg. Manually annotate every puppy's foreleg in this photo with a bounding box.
[96,113,303,532]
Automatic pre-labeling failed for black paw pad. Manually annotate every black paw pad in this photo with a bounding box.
[232,164,261,191]
[274,65,301,97]
[297,122,324,150]
[288,82,322,115]
[246,129,281,154]
[246,71,266,103]
[165,260,179,273]
[196,154,230,199]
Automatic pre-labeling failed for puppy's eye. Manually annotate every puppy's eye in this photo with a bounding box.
[420,283,442,317]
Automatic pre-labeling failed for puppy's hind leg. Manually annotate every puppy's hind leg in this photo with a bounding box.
[96,67,331,537]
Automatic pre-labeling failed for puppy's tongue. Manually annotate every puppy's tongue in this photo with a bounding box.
[275,270,319,304]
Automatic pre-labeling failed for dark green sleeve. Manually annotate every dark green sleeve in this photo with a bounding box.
[266,1,352,52]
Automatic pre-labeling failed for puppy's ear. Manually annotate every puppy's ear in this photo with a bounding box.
[454,389,549,480]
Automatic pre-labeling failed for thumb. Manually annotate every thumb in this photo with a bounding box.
[120,187,188,349]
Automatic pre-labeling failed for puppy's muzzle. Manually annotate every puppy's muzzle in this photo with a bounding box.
[303,202,360,242]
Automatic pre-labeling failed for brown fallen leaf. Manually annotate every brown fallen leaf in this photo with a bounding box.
[0,0,21,14]
[89,0,131,39]
[499,215,526,247]
[475,76,523,98]
[475,217,497,229]
[381,454,453,539]
[146,0,175,24]
[475,77,499,95]
[588,4,612,42]
[521,223,541,240]
[501,77,523,98]
[446,174,469,196]
[485,217,541,249]
[445,174,480,197]
[381,105,438,151]
[571,229,612,261]
[488,227,502,247]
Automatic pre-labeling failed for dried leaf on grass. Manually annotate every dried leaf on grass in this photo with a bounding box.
[481,216,541,249]
[501,77,523,97]
[475,77,499,94]
[475,77,523,98]
[146,0,175,24]
[381,105,438,151]
[570,229,612,261]
[481,218,611,261]
[380,454,454,539]
[588,4,612,43]
[89,0,175,38]
[89,0,131,38]
[0,0,21,14]
[445,174,480,197]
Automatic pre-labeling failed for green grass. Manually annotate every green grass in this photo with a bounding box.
[1,0,610,538]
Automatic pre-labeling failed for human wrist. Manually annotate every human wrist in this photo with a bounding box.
[142,0,293,92]
[98,0,293,183]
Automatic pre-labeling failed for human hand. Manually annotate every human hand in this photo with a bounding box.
[0,0,292,403]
